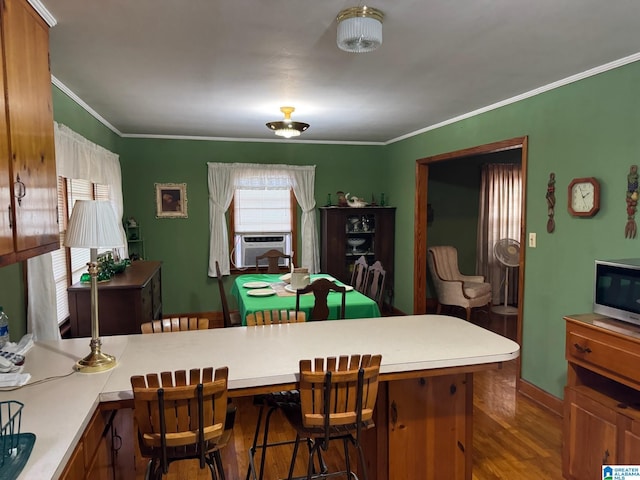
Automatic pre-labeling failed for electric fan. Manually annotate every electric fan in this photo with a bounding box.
[492,238,520,315]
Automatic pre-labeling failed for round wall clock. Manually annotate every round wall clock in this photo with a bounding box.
[568,177,600,217]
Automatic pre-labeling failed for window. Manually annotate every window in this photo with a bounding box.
[51,178,110,324]
[230,188,296,269]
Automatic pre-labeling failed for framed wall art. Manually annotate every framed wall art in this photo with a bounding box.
[155,183,188,218]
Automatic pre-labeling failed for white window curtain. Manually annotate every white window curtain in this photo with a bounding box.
[476,163,522,306]
[26,123,125,341]
[207,162,319,276]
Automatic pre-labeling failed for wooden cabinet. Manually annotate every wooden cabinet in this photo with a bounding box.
[68,261,162,337]
[59,406,135,480]
[320,206,395,287]
[0,0,58,267]
[563,314,640,480]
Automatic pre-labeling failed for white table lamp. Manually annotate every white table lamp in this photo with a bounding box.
[64,200,123,372]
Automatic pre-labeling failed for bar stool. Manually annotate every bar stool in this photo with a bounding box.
[246,309,306,480]
[131,367,231,480]
[281,354,382,480]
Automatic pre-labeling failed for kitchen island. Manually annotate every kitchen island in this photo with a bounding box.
[0,314,519,479]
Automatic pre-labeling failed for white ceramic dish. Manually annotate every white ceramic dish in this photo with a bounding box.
[246,288,275,297]
[243,281,270,289]
[285,283,353,293]
[279,273,291,284]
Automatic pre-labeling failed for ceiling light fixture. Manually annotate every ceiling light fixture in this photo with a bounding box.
[336,5,384,53]
[266,106,309,138]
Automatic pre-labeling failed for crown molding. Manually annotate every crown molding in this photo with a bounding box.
[53,51,640,146]
[27,0,56,27]
[386,51,640,145]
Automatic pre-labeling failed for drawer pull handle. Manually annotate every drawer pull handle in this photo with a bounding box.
[573,343,592,354]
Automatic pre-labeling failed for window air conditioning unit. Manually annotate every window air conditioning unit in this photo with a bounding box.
[236,233,291,269]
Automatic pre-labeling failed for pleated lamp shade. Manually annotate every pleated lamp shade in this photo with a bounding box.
[65,200,123,249]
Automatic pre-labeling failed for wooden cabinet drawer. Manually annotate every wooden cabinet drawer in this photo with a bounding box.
[566,323,640,389]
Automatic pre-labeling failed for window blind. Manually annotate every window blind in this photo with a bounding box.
[234,189,291,233]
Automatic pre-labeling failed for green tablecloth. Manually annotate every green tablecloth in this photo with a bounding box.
[231,273,381,325]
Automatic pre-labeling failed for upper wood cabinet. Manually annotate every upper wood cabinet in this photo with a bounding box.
[0,0,58,267]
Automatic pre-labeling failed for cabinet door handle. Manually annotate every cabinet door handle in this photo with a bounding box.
[573,343,592,354]
[603,449,610,463]
[14,174,26,206]
[8,205,12,230]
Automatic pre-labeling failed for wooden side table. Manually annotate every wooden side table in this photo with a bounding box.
[68,260,162,337]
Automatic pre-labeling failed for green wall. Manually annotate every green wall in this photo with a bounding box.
[385,60,640,398]
[118,139,388,314]
[3,61,640,401]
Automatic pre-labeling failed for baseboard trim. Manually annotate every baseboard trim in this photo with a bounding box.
[518,378,563,417]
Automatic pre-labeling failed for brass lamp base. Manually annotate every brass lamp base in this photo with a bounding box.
[75,349,116,373]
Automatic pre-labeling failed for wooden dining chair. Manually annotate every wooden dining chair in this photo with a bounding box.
[141,317,209,334]
[350,255,369,293]
[295,278,346,321]
[255,249,291,273]
[364,260,386,310]
[246,309,306,480]
[215,261,242,327]
[281,354,382,480]
[131,367,231,480]
[245,309,306,326]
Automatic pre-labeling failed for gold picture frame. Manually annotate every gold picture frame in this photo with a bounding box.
[155,183,188,218]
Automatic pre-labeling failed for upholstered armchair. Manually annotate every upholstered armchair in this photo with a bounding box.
[427,246,491,321]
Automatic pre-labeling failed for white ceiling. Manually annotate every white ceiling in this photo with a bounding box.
[39,0,640,144]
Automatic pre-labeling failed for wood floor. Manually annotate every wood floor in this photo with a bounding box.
[134,359,563,479]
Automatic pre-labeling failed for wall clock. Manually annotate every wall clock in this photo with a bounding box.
[568,177,600,217]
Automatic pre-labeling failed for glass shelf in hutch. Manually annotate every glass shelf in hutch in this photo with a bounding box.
[320,206,395,286]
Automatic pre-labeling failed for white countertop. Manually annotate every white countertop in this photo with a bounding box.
[0,315,519,480]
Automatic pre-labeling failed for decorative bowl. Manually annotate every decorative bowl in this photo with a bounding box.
[347,237,366,252]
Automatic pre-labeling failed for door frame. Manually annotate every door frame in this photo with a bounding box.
[413,136,528,348]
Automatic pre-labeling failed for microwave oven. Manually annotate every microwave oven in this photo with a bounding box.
[594,258,640,326]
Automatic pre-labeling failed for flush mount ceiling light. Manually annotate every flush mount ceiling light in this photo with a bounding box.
[266,106,309,138]
[336,5,384,53]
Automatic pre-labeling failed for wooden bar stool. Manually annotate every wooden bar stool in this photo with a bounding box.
[131,367,231,480]
[281,354,382,480]
[246,310,306,480]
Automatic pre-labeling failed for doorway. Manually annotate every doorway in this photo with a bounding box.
[413,137,528,350]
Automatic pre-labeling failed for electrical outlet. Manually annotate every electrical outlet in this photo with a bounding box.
[529,232,536,248]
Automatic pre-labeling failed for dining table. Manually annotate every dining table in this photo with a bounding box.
[230,273,381,324]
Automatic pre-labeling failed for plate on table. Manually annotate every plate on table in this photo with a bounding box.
[247,288,275,297]
[243,281,271,289]
[332,284,354,292]
[279,273,291,284]
[312,275,335,283]
[284,284,299,293]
